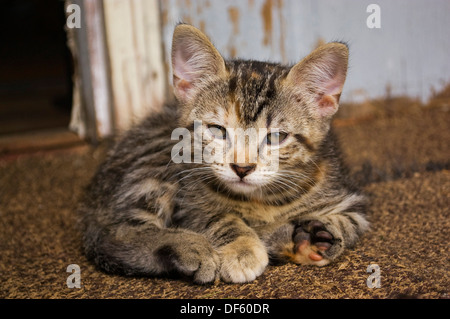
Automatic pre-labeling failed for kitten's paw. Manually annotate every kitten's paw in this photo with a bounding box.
[219,237,269,283]
[291,221,337,266]
[155,234,220,284]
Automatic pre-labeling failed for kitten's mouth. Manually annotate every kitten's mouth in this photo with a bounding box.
[228,178,259,193]
[214,170,269,194]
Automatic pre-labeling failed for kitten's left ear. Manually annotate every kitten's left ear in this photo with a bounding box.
[285,42,348,119]
[171,24,227,103]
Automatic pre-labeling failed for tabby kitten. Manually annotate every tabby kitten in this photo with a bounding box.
[80,24,369,283]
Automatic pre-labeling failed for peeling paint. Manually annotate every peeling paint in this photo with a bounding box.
[229,46,237,58]
[276,0,286,63]
[228,6,240,58]
[199,20,206,33]
[261,0,273,47]
[181,15,192,25]
[228,6,240,35]
[161,8,168,25]
[314,37,326,50]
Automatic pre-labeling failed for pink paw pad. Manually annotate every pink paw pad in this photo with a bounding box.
[292,221,334,265]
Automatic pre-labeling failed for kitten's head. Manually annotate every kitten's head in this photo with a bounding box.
[171,24,348,198]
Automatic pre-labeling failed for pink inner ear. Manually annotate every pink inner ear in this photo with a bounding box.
[315,74,344,117]
[324,76,344,96]
[173,78,192,99]
[172,48,198,100]
[317,94,338,117]
[173,49,195,84]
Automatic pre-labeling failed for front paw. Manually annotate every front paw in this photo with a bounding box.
[155,233,220,283]
[218,237,269,283]
[291,221,342,266]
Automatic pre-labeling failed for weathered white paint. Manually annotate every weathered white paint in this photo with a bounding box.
[66,0,110,142]
[160,0,450,103]
[103,0,166,132]
[84,0,112,137]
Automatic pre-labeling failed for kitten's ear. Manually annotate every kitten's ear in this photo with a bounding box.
[171,24,227,102]
[286,43,348,119]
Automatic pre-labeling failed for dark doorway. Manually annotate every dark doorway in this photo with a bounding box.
[0,0,73,135]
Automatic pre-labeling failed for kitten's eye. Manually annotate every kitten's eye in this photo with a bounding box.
[266,131,288,145]
[207,124,227,139]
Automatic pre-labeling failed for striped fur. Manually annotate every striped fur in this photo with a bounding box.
[79,25,369,283]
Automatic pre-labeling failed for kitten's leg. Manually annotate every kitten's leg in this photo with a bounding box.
[259,198,369,266]
[291,194,370,265]
[197,214,269,283]
[82,210,220,283]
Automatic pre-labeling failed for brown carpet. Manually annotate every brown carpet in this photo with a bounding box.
[1,99,449,299]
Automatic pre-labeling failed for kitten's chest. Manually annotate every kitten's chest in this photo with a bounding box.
[173,181,309,226]
[230,200,297,226]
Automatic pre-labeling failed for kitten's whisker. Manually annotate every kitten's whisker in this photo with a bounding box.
[173,166,211,177]
[176,173,213,196]
[272,179,298,195]
[185,174,216,192]
[276,170,319,187]
[174,171,217,207]
[175,167,212,184]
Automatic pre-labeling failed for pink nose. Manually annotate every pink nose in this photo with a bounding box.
[230,164,256,179]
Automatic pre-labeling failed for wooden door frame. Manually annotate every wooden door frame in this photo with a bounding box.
[66,0,167,142]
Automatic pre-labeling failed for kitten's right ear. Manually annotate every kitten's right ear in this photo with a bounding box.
[171,24,227,103]
[285,42,349,119]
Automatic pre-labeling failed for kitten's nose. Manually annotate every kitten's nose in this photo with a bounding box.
[230,163,256,179]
